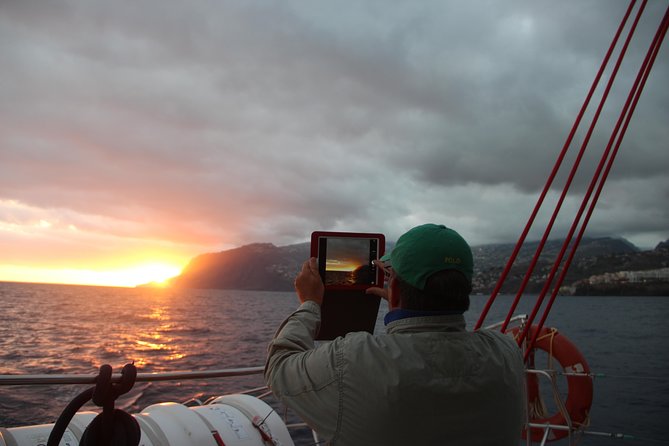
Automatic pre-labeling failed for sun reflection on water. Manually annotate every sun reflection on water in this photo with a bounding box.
[131,304,186,369]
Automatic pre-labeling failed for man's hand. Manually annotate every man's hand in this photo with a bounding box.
[295,257,325,305]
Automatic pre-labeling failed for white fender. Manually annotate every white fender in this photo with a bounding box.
[0,412,96,446]
[0,395,295,446]
[202,394,294,446]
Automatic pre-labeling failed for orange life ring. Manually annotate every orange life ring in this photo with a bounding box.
[510,325,594,442]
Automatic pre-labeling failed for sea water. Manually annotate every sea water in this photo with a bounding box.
[1,282,668,445]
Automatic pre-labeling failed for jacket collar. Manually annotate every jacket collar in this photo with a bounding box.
[385,310,467,334]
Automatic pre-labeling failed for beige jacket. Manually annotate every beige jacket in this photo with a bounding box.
[265,301,526,446]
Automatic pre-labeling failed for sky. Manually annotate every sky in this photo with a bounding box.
[1,0,668,287]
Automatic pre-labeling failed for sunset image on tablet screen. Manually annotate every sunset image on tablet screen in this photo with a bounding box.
[324,238,375,286]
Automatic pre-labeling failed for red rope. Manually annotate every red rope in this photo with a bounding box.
[514,0,650,345]
[474,0,638,331]
[524,4,669,360]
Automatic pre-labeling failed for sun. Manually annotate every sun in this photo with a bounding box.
[61,262,185,287]
[118,263,183,287]
[0,262,184,288]
[65,262,183,287]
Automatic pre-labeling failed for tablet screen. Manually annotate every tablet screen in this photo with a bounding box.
[317,236,380,287]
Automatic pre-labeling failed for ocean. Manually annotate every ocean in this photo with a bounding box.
[1,281,668,445]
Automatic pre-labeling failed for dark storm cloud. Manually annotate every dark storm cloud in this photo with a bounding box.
[0,0,667,257]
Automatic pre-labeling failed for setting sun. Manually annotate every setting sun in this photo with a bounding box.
[117,263,183,287]
[0,262,183,288]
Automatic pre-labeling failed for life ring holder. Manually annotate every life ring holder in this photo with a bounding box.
[510,325,594,442]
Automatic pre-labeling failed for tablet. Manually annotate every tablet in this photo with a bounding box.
[310,231,385,339]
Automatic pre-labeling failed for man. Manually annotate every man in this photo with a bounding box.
[265,224,525,445]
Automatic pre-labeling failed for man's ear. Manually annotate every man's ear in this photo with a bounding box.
[388,276,401,310]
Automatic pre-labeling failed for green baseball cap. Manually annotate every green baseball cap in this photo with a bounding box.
[381,223,473,289]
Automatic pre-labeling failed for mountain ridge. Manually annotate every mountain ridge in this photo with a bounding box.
[166,237,669,296]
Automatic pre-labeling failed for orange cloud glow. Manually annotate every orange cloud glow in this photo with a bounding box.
[0,200,204,287]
